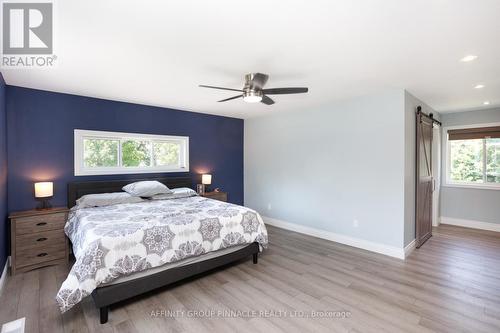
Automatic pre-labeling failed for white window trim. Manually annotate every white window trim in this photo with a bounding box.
[74,129,189,176]
[443,122,500,191]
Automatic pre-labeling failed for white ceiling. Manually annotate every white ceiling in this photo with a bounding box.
[2,0,500,119]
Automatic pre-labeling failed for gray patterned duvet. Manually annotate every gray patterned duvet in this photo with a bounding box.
[56,195,268,312]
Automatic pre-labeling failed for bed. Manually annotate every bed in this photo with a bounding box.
[56,177,268,324]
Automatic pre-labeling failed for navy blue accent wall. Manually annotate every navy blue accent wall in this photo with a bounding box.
[0,73,7,270]
[6,86,244,212]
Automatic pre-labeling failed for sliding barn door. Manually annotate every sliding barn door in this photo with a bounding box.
[416,112,433,248]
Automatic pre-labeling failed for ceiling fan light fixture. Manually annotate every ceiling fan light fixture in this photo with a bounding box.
[200,72,308,105]
[243,90,263,103]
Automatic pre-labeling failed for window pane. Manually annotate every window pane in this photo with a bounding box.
[83,138,119,167]
[486,138,500,183]
[122,140,151,167]
[450,139,483,183]
[153,141,180,167]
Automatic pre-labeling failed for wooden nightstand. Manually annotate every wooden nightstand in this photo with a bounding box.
[202,191,228,202]
[9,207,69,275]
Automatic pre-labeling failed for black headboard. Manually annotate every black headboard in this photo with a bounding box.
[67,177,193,208]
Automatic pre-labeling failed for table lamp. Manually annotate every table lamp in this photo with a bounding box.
[35,182,53,210]
[200,174,212,194]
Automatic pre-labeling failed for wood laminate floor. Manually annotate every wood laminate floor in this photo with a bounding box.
[2,224,500,332]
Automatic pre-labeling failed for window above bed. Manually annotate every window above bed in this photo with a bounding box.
[74,130,189,176]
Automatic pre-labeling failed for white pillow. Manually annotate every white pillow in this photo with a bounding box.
[150,187,197,200]
[122,180,172,197]
[76,192,145,208]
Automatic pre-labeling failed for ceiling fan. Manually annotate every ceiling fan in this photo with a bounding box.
[199,73,308,105]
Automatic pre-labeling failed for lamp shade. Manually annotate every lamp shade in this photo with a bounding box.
[201,174,212,185]
[34,182,53,198]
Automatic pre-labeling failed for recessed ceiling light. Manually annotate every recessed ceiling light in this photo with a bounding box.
[461,55,478,62]
[483,101,490,105]
[474,84,485,89]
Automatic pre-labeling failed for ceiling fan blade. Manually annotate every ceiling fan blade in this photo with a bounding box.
[262,87,308,95]
[251,73,269,89]
[199,85,243,92]
[261,95,275,105]
[218,95,243,102]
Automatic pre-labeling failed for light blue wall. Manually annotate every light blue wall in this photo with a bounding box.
[245,90,407,248]
[440,108,500,224]
[441,108,500,127]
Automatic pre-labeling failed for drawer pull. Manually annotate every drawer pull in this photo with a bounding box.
[36,237,48,242]
[37,253,48,257]
[36,222,47,226]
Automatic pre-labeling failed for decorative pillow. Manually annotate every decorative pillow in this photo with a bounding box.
[122,180,172,197]
[76,192,145,208]
[150,187,198,200]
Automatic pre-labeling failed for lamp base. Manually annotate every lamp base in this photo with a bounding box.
[36,199,52,210]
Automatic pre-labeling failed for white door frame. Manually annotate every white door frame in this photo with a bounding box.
[432,124,441,226]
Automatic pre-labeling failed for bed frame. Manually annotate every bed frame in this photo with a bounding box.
[67,177,259,324]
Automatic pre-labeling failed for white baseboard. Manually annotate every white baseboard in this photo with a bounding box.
[263,216,406,260]
[440,217,500,233]
[404,239,416,257]
[0,256,10,297]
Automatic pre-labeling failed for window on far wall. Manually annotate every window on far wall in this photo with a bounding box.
[75,130,189,176]
[446,125,500,189]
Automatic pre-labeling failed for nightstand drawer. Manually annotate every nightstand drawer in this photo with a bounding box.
[202,192,228,202]
[16,229,66,251]
[16,242,66,268]
[15,212,67,235]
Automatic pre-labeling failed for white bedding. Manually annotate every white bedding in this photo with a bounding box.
[101,244,247,286]
[56,194,268,312]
